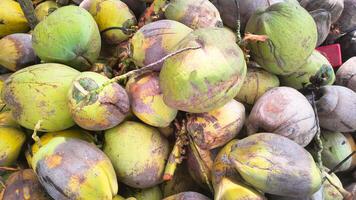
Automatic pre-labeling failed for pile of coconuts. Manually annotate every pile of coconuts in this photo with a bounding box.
[0,0,355,199]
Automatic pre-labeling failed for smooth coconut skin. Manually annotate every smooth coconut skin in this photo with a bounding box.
[280,50,335,89]
[68,72,130,131]
[0,0,29,38]
[229,133,322,198]
[80,0,137,45]
[0,126,26,166]
[2,63,80,132]
[159,27,247,113]
[104,121,169,189]
[32,137,118,200]
[0,33,39,71]
[245,2,317,75]
[336,57,356,92]
[32,6,101,71]
[130,20,193,71]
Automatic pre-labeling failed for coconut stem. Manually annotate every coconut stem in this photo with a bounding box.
[18,0,39,30]
[0,166,20,171]
[32,120,43,148]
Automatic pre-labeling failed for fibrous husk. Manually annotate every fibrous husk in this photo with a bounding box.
[247,87,317,147]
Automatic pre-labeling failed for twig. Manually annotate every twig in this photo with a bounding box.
[328,151,356,174]
[18,0,39,30]
[0,166,20,171]
[32,120,43,147]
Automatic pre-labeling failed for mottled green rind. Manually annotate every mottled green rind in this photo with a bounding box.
[32,6,101,71]
[159,27,247,113]
[2,63,79,131]
[246,2,317,75]
[280,50,335,89]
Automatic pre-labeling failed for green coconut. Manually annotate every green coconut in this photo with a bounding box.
[235,65,280,105]
[1,63,80,131]
[104,121,169,189]
[280,50,335,89]
[229,133,322,197]
[68,71,130,131]
[32,6,101,71]
[159,27,247,113]
[245,2,317,75]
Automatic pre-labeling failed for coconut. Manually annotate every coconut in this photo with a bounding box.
[316,85,356,132]
[245,2,317,75]
[68,72,130,131]
[310,9,332,47]
[2,63,80,131]
[163,192,211,200]
[121,185,162,200]
[229,133,322,197]
[0,0,30,38]
[126,72,177,127]
[0,126,26,166]
[336,57,356,92]
[235,65,279,105]
[34,1,59,21]
[104,121,169,188]
[159,27,247,113]
[247,87,317,147]
[336,30,356,62]
[299,0,344,23]
[0,33,39,71]
[280,50,335,89]
[164,0,223,29]
[334,0,356,34]
[32,6,101,71]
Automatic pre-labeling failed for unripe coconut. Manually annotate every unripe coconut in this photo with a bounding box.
[336,57,356,92]
[0,0,30,38]
[130,20,192,71]
[336,30,356,62]
[299,0,344,23]
[164,0,223,29]
[80,0,137,45]
[126,72,177,127]
[310,9,332,47]
[122,185,162,200]
[0,33,39,71]
[229,133,322,197]
[310,131,353,172]
[34,1,58,21]
[186,100,245,150]
[334,0,356,34]
[32,6,101,71]
[159,27,247,113]
[2,64,80,131]
[68,72,130,131]
[214,177,266,200]
[280,50,335,89]
[25,128,94,168]
[235,65,279,105]
[163,192,211,200]
[316,85,356,132]
[104,121,169,188]
[247,87,317,147]
[2,169,49,200]
[245,2,317,75]
[0,126,26,166]
[211,0,297,31]
[32,137,118,199]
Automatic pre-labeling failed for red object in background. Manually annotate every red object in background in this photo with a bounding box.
[316,44,342,69]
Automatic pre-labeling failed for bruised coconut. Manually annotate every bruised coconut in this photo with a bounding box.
[186,99,245,150]
[2,169,49,200]
[336,30,356,62]
[80,0,137,45]
[229,133,322,197]
[0,126,26,166]
[34,1,58,21]
[0,33,39,71]
[163,192,211,200]
[68,72,130,131]
[336,57,356,92]
[164,0,223,29]
[235,65,279,105]
[104,121,169,188]
[310,9,332,47]
[280,50,335,89]
[316,85,356,132]
[2,64,80,131]
[159,27,247,113]
[245,2,317,75]
[130,20,192,71]
[247,87,317,147]
[32,137,118,199]
[126,72,177,127]
[32,6,101,71]
[0,0,30,38]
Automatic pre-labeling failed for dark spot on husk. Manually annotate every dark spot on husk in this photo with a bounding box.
[3,84,23,120]
[72,77,99,105]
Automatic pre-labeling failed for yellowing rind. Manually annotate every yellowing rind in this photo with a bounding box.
[0,0,30,38]
[0,126,26,166]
